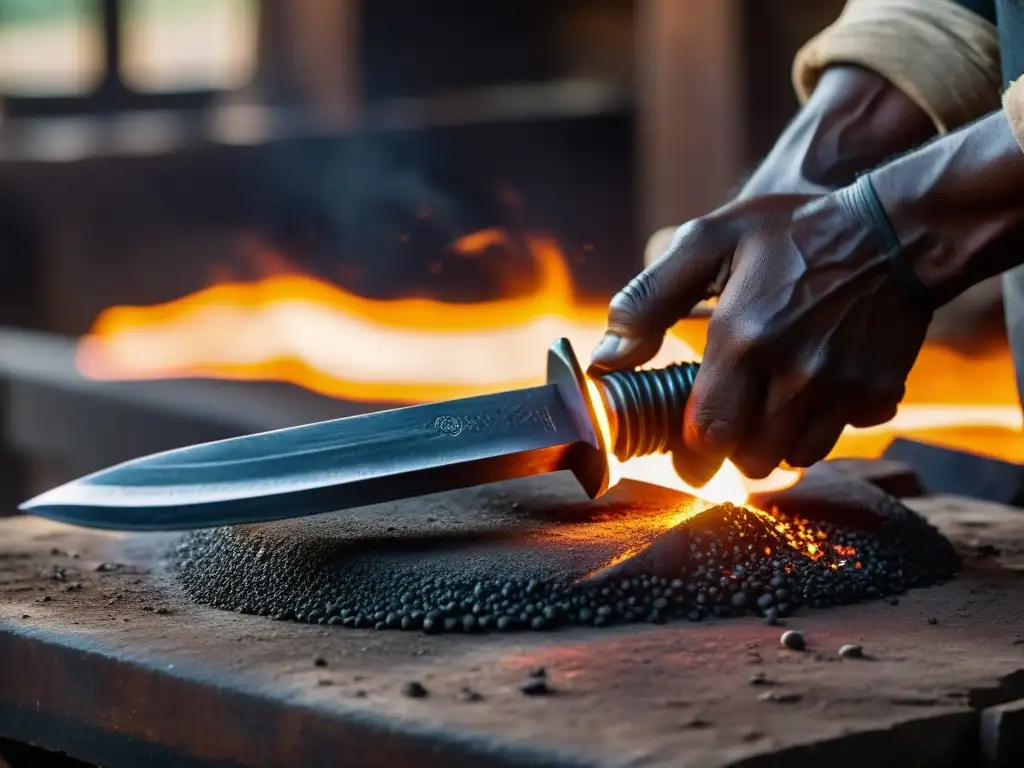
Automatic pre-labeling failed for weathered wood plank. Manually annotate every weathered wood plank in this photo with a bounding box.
[0,482,1023,767]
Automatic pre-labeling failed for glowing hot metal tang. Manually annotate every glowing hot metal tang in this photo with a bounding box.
[20,339,700,531]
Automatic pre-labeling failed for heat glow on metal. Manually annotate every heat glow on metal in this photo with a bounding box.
[582,375,855,573]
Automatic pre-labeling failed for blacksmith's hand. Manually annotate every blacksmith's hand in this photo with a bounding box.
[590,188,931,483]
[592,106,1024,484]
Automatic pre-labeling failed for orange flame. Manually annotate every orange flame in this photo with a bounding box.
[77,233,712,405]
[583,375,816,565]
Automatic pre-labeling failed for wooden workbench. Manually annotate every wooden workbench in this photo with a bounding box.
[1,484,1024,767]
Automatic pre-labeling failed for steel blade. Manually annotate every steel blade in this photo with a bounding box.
[20,340,610,530]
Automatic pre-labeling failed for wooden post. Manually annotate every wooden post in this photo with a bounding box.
[283,0,361,123]
[636,0,745,244]
[249,0,361,125]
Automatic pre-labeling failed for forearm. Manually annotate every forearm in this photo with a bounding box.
[793,0,1000,133]
[872,111,1024,305]
[740,65,936,198]
[744,0,1002,199]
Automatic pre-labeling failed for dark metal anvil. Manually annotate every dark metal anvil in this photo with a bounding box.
[20,339,700,531]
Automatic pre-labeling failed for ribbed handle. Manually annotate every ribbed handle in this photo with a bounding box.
[593,363,700,461]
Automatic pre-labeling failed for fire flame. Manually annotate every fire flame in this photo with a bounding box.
[78,227,1024,520]
[582,374,831,568]
[583,377,797,509]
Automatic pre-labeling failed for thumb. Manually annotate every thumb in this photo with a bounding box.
[589,220,731,374]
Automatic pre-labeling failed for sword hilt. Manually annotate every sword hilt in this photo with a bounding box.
[591,363,700,462]
[546,338,702,499]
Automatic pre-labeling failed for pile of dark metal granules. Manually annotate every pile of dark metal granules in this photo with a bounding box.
[173,465,958,632]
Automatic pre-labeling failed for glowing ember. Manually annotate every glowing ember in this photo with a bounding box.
[607,455,824,563]
[449,228,511,255]
[78,229,1024,472]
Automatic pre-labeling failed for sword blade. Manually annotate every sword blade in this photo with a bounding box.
[20,383,597,531]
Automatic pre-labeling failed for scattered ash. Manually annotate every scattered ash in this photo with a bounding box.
[173,472,958,633]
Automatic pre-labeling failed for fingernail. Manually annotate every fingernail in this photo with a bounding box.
[588,334,625,374]
[672,448,723,487]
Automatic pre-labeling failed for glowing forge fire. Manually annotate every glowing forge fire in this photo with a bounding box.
[78,231,606,403]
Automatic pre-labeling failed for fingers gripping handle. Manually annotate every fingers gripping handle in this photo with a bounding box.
[592,363,701,462]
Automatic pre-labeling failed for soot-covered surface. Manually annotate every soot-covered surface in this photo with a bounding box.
[175,464,958,631]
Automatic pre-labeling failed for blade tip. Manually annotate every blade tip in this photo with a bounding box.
[18,496,41,512]
[18,485,65,513]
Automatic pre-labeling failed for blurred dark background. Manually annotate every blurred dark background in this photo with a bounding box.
[0,0,844,335]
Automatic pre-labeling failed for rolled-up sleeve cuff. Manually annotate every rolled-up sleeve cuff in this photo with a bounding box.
[793,0,1001,133]
[1004,78,1024,153]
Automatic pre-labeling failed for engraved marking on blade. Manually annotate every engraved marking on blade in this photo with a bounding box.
[538,407,556,433]
[455,405,558,433]
[427,402,558,436]
[433,416,464,437]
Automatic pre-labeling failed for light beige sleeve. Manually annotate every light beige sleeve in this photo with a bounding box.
[1004,78,1024,153]
[793,0,1001,134]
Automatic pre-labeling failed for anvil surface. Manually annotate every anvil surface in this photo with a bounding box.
[1,482,1024,767]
